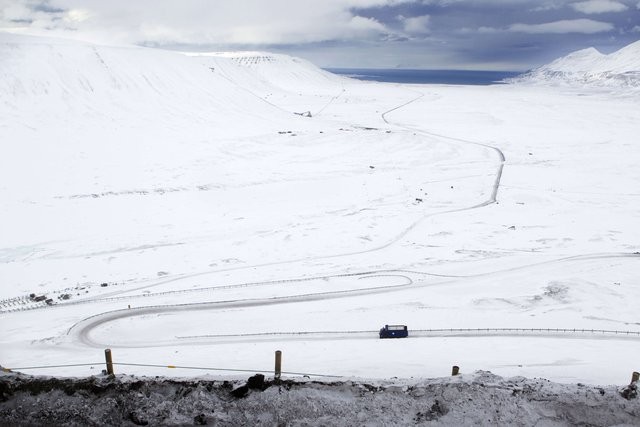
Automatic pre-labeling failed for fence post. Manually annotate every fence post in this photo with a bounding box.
[452,365,459,376]
[275,350,282,380]
[632,371,639,383]
[105,349,114,376]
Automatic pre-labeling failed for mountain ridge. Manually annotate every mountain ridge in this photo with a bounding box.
[512,39,640,87]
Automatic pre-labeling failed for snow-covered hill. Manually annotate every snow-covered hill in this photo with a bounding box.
[0,31,345,136]
[0,33,291,131]
[193,51,343,91]
[512,40,640,87]
[186,51,346,115]
[0,32,341,272]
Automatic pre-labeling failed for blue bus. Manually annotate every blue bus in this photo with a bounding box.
[379,325,408,339]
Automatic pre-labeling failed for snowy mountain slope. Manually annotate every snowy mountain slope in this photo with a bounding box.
[187,51,346,115]
[0,32,340,261]
[0,32,348,202]
[210,51,343,90]
[542,47,607,72]
[512,39,640,87]
[0,33,288,130]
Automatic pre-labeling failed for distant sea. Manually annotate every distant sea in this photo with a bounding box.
[325,68,522,85]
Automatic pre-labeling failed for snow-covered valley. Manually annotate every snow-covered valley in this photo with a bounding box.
[1,33,639,388]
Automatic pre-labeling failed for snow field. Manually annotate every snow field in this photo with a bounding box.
[1,33,639,386]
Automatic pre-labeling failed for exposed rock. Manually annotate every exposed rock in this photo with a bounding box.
[247,374,269,391]
[231,383,249,398]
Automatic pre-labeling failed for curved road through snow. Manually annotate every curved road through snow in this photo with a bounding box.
[68,252,640,348]
[62,86,640,365]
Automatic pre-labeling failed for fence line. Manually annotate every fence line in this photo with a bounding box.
[412,328,640,336]
[2,361,340,378]
[2,363,104,371]
[180,328,640,340]
[0,268,432,314]
[3,328,639,378]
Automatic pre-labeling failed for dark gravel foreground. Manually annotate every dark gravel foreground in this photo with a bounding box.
[1,370,639,426]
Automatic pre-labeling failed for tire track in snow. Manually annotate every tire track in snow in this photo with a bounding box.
[74,267,461,304]
[382,90,505,206]
[58,269,457,307]
[313,84,346,116]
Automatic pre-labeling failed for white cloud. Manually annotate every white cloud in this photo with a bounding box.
[477,26,500,34]
[637,0,640,9]
[0,0,412,46]
[508,18,614,33]
[463,18,615,35]
[632,25,640,32]
[418,0,462,5]
[0,0,62,26]
[64,9,90,23]
[0,1,29,22]
[401,14,431,34]
[347,15,389,34]
[570,0,628,14]
[458,26,500,34]
[530,2,564,12]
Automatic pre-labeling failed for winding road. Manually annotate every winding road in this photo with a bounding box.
[30,83,640,362]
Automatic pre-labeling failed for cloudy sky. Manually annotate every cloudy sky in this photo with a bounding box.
[1,0,639,70]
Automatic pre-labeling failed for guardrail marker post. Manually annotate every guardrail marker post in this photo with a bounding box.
[632,371,639,383]
[275,350,282,380]
[105,349,114,376]
[452,365,459,376]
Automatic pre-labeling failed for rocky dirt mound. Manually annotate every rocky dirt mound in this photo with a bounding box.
[1,371,639,426]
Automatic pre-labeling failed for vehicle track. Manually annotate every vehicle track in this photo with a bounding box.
[29,269,459,310]
[382,89,505,204]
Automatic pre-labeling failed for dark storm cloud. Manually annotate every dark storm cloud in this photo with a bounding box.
[1,0,638,69]
[345,0,640,68]
[32,2,65,14]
